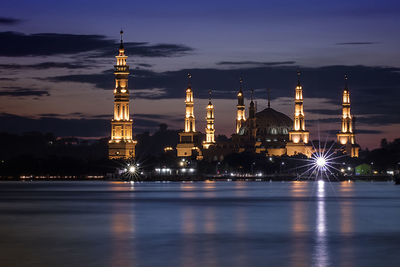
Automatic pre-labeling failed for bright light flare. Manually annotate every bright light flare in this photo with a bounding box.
[316,157,326,167]
[129,166,136,173]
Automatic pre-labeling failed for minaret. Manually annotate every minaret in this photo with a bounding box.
[248,89,257,138]
[236,78,246,133]
[177,74,202,158]
[184,73,195,132]
[108,30,137,159]
[337,75,359,157]
[203,90,215,149]
[286,71,311,157]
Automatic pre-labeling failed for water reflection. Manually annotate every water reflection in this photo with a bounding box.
[111,201,136,267]
[339,181,355,267]
[291,181,309,267]
[313,180,329,267]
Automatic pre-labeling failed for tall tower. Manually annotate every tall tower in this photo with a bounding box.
[248,89,257,139]
[177,74,202,158]
[184,74,196,132]
[337,75,359,157]
[286,71,311,157]
[108,31,137,159]
[203,90,215,149]
[236,78,246,133]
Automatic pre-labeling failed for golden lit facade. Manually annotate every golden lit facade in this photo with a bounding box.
[177,74,202,158]
[108,31,137,159]
[236,78,246,134]
[286,71,312,157]
[203,90,215,149]
[337,75,359,157]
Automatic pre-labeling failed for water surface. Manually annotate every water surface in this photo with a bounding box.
[0,181,399,266]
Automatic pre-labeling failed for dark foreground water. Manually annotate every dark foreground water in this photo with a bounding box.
[0,181,400,267]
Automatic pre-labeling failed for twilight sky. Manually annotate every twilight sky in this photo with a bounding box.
[1,0,400,149]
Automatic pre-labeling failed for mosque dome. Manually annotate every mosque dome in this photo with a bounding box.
[239,107,292,136]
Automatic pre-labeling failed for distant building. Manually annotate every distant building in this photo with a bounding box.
[108,31,137,159]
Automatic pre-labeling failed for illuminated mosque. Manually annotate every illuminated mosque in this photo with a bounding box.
[107,32,359,160]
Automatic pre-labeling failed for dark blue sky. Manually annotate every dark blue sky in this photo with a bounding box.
[0,0,400,148]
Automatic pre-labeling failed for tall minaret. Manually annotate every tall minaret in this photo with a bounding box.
[177,74,202,158]
[203,90,215,149]
[108,30,137,159]
[184,73,195,132]
[289,71,309,143]
[337,75,358,157]
[248,89,257,138]
[286,71,311,157]
[236,78,246,133]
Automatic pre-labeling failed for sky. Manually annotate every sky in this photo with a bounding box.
[0,0,400,149]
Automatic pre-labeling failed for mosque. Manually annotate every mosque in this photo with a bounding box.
[107,32,359,160]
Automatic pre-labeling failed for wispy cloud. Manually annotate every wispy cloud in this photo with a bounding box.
[0,31,193,57]
[217,61,296,66]
[336,42,378,45]
[0,87,50,97]
[0,17,22,25]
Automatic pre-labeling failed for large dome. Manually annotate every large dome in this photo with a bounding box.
[256,107,293,129]
[239,107,293,136]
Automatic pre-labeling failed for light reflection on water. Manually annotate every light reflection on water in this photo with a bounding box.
[314,180,328,267]
[0,181,400,266]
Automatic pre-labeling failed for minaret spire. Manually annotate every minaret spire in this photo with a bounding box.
[235,77,246,134]
[184,73,195,132]
[297,70,301,86]
[337,75,359,157]
[203,89,215,149]
[108,30,136,159]
[286,70,311,157]
[119,30,124,49]
[267,88,271,108]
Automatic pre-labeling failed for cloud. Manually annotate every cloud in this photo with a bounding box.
[43,64,400,128]
[0,31,193,57]
[216,61,296,66]
[308,109,340,115]
[0,62,88,70]
[0,112,180,137]
[336,42,378,45]
[0,87,50,97]
[0,17,21,25]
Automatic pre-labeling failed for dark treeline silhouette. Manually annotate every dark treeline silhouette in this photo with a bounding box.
[0,127,399,178]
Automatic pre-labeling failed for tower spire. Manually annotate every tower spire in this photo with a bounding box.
[267,88,271,108]
[337,74,359,157]
[187,73,192,88]
[297,70,301,86]
[119,30,124,49]
[109,30,137,159]
[203,89,215,149]
[235,77,246,134]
